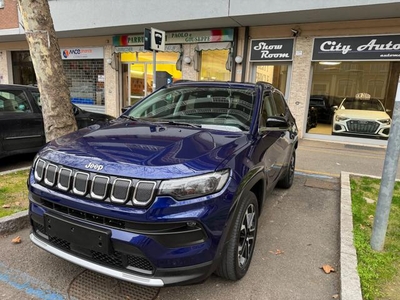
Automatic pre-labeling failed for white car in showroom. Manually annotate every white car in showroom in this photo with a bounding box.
[332,93,391,139]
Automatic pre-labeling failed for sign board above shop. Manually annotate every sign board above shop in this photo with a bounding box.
[250,39,294,62]
[313,35,400,60]
[61,47,104,60]
[113,29,234,46]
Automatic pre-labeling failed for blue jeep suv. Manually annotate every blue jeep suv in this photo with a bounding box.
[28,81,298,287]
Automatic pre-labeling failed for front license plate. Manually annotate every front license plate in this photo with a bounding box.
[44,212,112,255]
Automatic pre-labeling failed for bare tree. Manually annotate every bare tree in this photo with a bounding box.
[18,0,77,142]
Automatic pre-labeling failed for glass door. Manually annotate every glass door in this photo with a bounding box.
[121,51,182,108]
[251,63,291,96]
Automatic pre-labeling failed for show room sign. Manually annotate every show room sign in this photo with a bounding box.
[61,47,104,60]
[313,35,400,60]
[250,39,294,61]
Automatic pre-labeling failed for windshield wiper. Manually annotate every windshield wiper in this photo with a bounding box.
[119,115,138,121]
[155,120,202,128]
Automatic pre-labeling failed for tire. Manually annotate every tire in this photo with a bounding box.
[277,150,296,189]
[215,191,259,281]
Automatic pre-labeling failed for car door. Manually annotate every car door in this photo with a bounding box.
[0,88,45,155]
[271,91,292,174]
[253,91,287,188]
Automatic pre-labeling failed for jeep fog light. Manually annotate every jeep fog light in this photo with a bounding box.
[159,169,230,200]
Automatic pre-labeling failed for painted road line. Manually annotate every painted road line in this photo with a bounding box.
[0,262,66,299]
[295,169,338,179]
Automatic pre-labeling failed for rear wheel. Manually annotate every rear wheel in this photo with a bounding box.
[278,150,295,189]
[216,191,258,281]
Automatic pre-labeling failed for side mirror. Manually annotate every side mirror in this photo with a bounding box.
[331,105,338,111]
[386,109,392,113]
[265,117,288,128]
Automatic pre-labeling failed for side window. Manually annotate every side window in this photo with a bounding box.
[260,92,276,125]
[31,91,42,110]
[273,91,287,117]
[0,90,32,113]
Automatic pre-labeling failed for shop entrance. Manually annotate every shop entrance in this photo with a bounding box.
[121,52,182,108]
[251,63,290,96]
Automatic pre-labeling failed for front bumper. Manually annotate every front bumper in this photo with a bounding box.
[332,119,390,139]
[28,170,238,286]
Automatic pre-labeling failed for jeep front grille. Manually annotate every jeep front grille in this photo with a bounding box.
[346,120,380,134]
[34,159,157,207]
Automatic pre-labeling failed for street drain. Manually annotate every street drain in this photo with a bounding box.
[67,270,160,300]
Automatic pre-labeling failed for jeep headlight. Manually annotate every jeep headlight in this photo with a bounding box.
[378,118,391,125]
[335,115,349,122]
[159,169,230,200]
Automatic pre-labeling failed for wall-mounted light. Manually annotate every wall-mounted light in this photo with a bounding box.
[183,56,192,64]
[234,55,243,64]
[291,28,301,37]
[106,58,112,65]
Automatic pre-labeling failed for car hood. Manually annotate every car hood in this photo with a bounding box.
[335,109,391,120]
[40,120,249,179]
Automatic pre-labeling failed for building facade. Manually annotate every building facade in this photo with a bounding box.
[1,0,400,145]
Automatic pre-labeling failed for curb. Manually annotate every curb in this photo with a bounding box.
[0,166,31,176]
[0,210,29,236]
[340,171,363,300]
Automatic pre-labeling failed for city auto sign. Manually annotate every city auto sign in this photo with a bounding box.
[313,35,400,60]
[250,39,294,61]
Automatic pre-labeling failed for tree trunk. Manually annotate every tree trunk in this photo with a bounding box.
[18,0,77,142]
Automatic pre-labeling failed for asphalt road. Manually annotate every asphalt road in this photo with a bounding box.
[296,138,400,178]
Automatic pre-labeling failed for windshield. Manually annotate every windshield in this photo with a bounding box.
[125,85,257,131]
[339,98,385,111]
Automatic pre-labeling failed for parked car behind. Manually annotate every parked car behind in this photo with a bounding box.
[309,95,337,124]
[0,84,114,159]
[332,93,391,139]
[28,80,298,287]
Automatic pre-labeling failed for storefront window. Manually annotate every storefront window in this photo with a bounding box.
[200,49,230,81]
[254,64,289,96]
[307,61,400,141]
[121,51,182,107]
[12,51,36,85]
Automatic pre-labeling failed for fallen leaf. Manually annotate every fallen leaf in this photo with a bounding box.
[11,236,21,244]
[2,204,11,209]
[360,224,366,230]
[14,202,21,206]
[369,215,374,220]
[321,264,335,274]
[269,249,284,255]
[332,294,339,299]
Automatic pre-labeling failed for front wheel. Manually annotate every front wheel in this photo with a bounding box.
[215,191,259,281]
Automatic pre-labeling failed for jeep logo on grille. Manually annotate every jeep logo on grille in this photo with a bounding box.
[85,162,104,171]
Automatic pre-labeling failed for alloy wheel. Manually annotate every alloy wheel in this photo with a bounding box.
[238,203,257,268]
